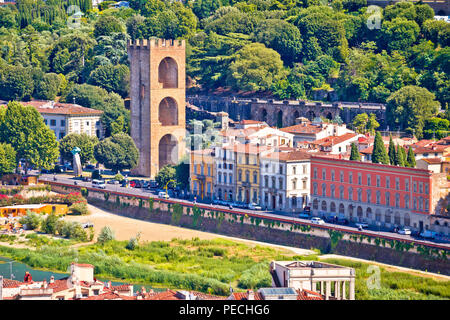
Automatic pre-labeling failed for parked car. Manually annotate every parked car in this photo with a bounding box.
[397,228,412,235]
[298,212,311,219]
[40,169,51,174]
[248,203,262,210]
[133,180,142,188]
[141,181,149,188]
[148,180,158,189]
[92,179,106,189]
[81,176,92,182]
[337,218,349,225]
[107,179,120,185]
[121,179,129,187]
[355,222,369,229]
[85,164,95,170]
[158,191,169,199]
[419,230,436,239]
[311,217,325,225]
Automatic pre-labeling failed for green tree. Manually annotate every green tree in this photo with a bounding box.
[350,142,360,161]
[342,0,367,12]
[386,86,440,139]
[59,133,98,166]
[380,18,420,52]
[94,132,139,172]
[41,213,59,234]
[0,101,59,171]
[388,135,396,165]
[97,226,115,244]
[397,144,406,167]
[0,65,34,101]
[406,147,416,168]
[87,64,129,98]
[93,15,125,38]
[34,73,62,100]
[352,113,368,134]
[155,165,177,190]
[367,114,380,135]
[227,43,286,92]
[252,19,302,66]
[0,143,17,175]
[19,210,42,230]
[372,131,389,165]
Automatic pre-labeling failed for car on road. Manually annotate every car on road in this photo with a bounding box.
[81,176,92,182]
[120,179,129,187]
[355,222,369,229]
[419,230,436,239]
[311,217,325,225]
[41,169,52,174]
[107,179,120,185]
[158,191,169,199]
[397,227,412,235]
[248,203,262,210]
[92,179,106,189]
[337,218,349,225]
[85,164,95,170]
[141,181,149,189]
[298,212,311,219]
[148,180,158,189]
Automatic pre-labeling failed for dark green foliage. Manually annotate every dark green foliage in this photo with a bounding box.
[372,131,389,165]
[0,143,17,175]
[0,64,34,101]
[94,132,139,172]
[388,135,396,165]
[406,147,416,168]
[59,133,98,166]
[93,15,125,38]
[350,142,360,161]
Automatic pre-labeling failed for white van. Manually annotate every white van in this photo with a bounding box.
[92,179,106,189]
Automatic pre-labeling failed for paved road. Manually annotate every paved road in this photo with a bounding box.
[38,174,450,250]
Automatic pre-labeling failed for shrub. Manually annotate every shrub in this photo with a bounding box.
[97,226,115,244]
[237,262,272,289]
[41,213,59,234]
[69,202,89,215]
[19,211,42,230]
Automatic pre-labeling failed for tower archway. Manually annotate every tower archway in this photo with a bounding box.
[159,134,178,170]
[158,57,178,88]
[159,97,178,126]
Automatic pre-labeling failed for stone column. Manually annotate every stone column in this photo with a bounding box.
[342,281,346,300]
[335,281,340,299]
[349,277,355,300]
[320,281,324,295]
[325,281,331,300]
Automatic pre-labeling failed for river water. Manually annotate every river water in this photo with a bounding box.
[0,256,165,292]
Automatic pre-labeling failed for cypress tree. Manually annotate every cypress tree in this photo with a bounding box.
[388,135,396,165]
[350,143,361,161]
[396,144,405,167]
[372,131,389,165]
[406,147,416,168]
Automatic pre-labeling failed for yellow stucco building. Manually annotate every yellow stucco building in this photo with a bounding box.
[190,149,215,201]
[0,204,68,217]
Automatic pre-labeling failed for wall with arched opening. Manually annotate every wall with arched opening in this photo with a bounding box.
[159,97,178,126]
[158,57,178,88]
[159,134,178,169]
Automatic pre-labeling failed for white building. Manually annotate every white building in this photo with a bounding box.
[214,145,236,201]
[20,100,103,140]
[260,150,311,212]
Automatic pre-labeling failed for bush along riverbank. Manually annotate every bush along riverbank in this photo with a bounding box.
[47,183,450,275]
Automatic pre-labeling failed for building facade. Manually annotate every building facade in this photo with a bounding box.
[214,145,236,202]
[128,38,186,178]
[310,156,437,232]
[190,149,215,201]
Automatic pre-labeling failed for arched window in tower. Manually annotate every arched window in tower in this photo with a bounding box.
[158,57,178,88]
[159,97,178,126]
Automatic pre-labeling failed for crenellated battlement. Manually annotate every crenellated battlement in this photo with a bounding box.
[127,38,185,50]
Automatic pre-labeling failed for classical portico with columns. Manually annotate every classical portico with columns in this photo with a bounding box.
[270,260,356,300]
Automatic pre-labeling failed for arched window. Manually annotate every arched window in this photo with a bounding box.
[404,213,410,227]
[385,211,392,224]
[330,202,336,213]
[330,184,335,198]
[339,203,345,214]
[321,201,327,211]
[357,206,363,219]
[253,171,257,184]
[158,57,178,88]
[322,183,327,197]
[394,212,401,225]
[313,199,319,210]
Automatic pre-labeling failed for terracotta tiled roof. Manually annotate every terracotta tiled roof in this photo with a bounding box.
[79,292,135,300]
[138,289,227,300]
[231,291,263,300]
[223,143,273,155]
[412,145,447,154]
[2,278,25,288]
[297,289,324,300]
[239,120,264,125]
[110,284,132,292]
[18,100,103,116]
[47,278,70,293]
[421,157,443,164]
[312,133,357,147]
[263,150,311,162]
[280,123,323,135]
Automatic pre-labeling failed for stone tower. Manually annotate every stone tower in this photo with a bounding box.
[127,38,186,178]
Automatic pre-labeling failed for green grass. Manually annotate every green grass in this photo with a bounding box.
[321,258,450,300]
[0,238,448,299]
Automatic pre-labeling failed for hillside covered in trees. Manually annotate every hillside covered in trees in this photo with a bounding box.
[0,0,448,138]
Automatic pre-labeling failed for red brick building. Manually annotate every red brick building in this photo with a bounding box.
[310,156,437,232]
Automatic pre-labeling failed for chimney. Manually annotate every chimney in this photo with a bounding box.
[247,290,254,300]
[49,276,54,284]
